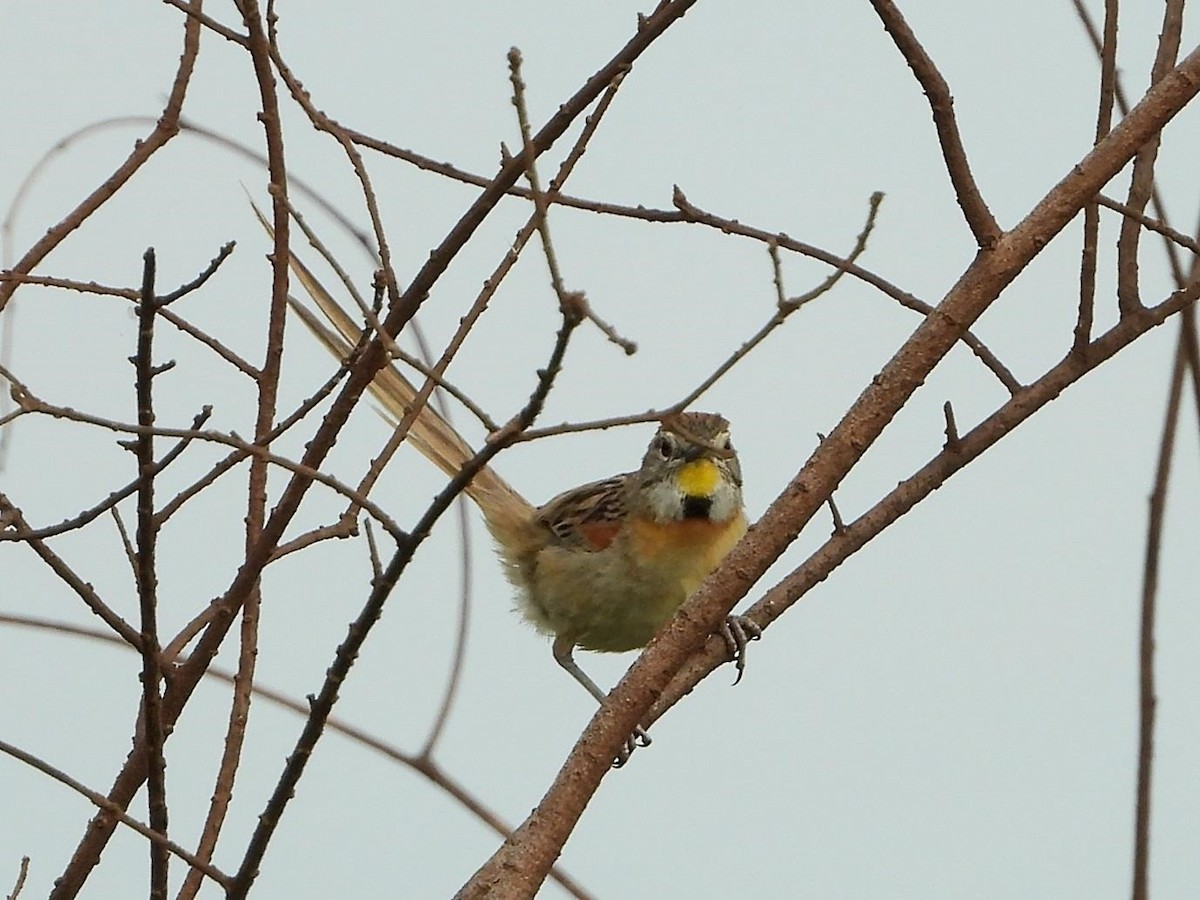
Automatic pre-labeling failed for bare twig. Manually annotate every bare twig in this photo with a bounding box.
[674,190,883,410]
[507,49,634,352]
[672,190,1022,395]
[815,434,847,535]
[0,273,137,298]
[159,240,237,305]
[1096,194,1200,256]
[0,3,202,314]
[942,400,960,452]
[160,0,247,45]
[0,492,142,648]
[867,0,1000,246]
[1130,322,1187,900]
[6,856,29,900]
[263,0,410,377]
[169,3,291,893]
[1115,0,1185,315]
[132,249,169,900]
[509,48,572,308]
[1074,0,1119,356]
[109,506,139,579]
[0,407,210,541]
[267,515,359,562]
[0,739,228,889]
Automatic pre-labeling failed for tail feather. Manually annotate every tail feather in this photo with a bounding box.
[287,294,531,523]
[254,200,537,553]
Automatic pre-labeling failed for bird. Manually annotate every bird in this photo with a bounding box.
[288,269,756,763]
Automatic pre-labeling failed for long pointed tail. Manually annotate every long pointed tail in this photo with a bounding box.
[284,249,534,535]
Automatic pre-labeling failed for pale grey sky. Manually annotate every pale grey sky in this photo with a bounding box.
[2,2,1198,898]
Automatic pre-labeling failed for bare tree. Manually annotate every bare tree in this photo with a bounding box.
[1,2,1197,898]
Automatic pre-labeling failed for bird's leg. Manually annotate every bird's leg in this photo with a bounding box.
[552,635,650,767]
[719,614,762,685]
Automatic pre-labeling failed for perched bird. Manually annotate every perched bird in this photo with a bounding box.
[290,276,755,763]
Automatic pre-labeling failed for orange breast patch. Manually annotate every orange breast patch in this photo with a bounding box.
[627,513,747,571]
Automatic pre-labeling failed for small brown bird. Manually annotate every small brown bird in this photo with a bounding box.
[290,276,755,762]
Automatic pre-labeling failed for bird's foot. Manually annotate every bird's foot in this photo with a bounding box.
[720,614,762,685]
[612,725,652,768]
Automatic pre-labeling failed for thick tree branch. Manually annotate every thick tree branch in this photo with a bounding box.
[453,43,1200,899]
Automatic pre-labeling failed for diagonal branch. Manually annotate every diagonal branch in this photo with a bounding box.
[452,43,1200,898]
[653,285,1198,721]
[0,3,202,313]
[225,288,587,899]
[0,493,142,648]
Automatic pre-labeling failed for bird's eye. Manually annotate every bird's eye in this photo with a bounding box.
[718,432,733,451]
[653,434,675,458]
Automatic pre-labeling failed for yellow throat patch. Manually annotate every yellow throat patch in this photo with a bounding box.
[676,458,719,498]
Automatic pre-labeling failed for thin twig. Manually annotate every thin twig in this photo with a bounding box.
[1074,0,1118,356]
[159,240,237,305]
[6,856,29,900]
[1096,194,1200,256]
[268,515,360,562]
[0,407,210,541]
[0,739,228,888]
[674,191,883,410]
[108,506,139,588]
[172,1,290,893]
[1130,323,1186,900]
[1115,0,1185,315]
[264,2,407,364]
[867,0,999,246]
[672,189,1022,395]
[160,0,247,45]
[942,400,960,452]
[0,492,142,648]
[0,273,137,298]
[0,3,202,314]
[815,435,847,535]
[508,49,572,304]
[133,249,169,900]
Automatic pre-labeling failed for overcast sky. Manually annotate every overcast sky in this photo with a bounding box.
[2,2,1198,898]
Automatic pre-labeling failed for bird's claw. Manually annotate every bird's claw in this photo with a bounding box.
[720,614,762,685]
[611,724,651,768]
